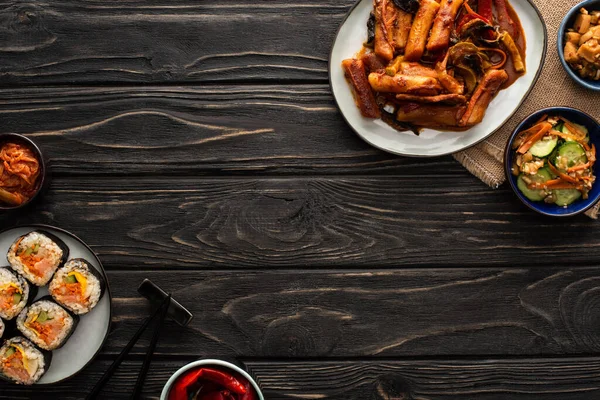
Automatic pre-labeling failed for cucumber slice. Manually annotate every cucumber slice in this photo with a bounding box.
[561,122,589,143]
[5,347,15,357]
[516,168,552,201]
[530,136,558,157]
[571,122,589,135]
[37,311,49,323]
[13,293,21,305]
[557,142,587,167]
[64,275,77,284]
[554,189,582,206]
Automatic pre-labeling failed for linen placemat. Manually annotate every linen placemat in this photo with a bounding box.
[453,0,600,218]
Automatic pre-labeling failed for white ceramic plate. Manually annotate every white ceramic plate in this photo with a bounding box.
[329,0,547,157]
[0,225,111,385]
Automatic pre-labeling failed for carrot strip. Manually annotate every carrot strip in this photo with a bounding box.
[548,162,578,184]
[563,121,587,139]
[517,122,552,154]
[463,2,491,24]
[568,162,591,172]
[534,114,548,124]
[552,130,580,142]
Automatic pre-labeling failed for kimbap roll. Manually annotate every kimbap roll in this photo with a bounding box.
[0,267,34,320]
[7,230,69,286]
[0,319,4,339]
[17,297,78,351]
[0,337,51,385]
[49,258,105,315]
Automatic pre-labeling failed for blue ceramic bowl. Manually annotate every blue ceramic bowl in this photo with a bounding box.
[557,0,600,91]
[505,107,600,217]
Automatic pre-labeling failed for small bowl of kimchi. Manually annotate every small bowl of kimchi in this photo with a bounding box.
[160,359,264,400]
[504,107,600,216]
[0,133,47,213]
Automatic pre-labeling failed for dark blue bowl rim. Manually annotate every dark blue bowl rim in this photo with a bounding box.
[557,0,600,91]
[504,106,600,217]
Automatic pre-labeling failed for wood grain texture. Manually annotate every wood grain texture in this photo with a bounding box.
[246,359,600,400]
[1,176,599,268]
[0,85,461,176]
[4,266,600,398]
[0,357,189,400]
[35,267,600,357]
[0,0,353,85]
[5,356,600,399]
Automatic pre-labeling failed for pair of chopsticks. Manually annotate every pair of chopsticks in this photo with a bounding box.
[86,294,172,400]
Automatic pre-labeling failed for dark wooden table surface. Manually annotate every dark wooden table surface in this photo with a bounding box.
[1,0,600,399]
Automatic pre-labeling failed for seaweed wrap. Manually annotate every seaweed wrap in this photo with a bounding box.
[7,230,69,286]
[17,297,78,351]
[49,258,105,315]
[0,267,35,320]
[0,337,51,385]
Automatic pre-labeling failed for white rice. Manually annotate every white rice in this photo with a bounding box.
[0,319,4,338]
[0,267,29,320]
[7,231,64,286]
[17,300,75,351]
[0,337,46,385]
[49,259,102,315]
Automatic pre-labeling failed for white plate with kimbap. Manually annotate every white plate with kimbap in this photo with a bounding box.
[0,225,111,385]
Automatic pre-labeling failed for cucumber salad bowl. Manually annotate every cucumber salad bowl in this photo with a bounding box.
[505,107,600,217]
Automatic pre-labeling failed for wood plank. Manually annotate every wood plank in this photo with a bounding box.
[0,0,352,85]
[0,357,197,400]
[245,359,600,400]
[0,85,460,176]
[4,356,600,399]
[19,267,600,357]
[1,176,598,269]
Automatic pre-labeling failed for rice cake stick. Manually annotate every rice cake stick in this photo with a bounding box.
[373,0,395,61]
[426,0,464,52]
[397,104,465,126]
[404,0,440,61]
[394,10,414,51]
[459,69,508,126]
[368,72,442,94]
[343,59,381,118]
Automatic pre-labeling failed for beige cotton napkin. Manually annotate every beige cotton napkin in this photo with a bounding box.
[453,0,600,217]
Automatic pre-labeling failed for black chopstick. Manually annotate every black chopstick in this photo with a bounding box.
[86,295,171,400]
[130,295,171,400]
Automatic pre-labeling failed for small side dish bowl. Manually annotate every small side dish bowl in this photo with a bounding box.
[0,133,47,213]
[505,107,600,216]
[160,359,264,400]
[557,0,600,91]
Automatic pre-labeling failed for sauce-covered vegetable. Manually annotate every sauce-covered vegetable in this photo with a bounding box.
[0,142,41,207]
[564,7,600,81]
[342,0,526,133]
[512,115,596,207]
[168,367,258,400]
